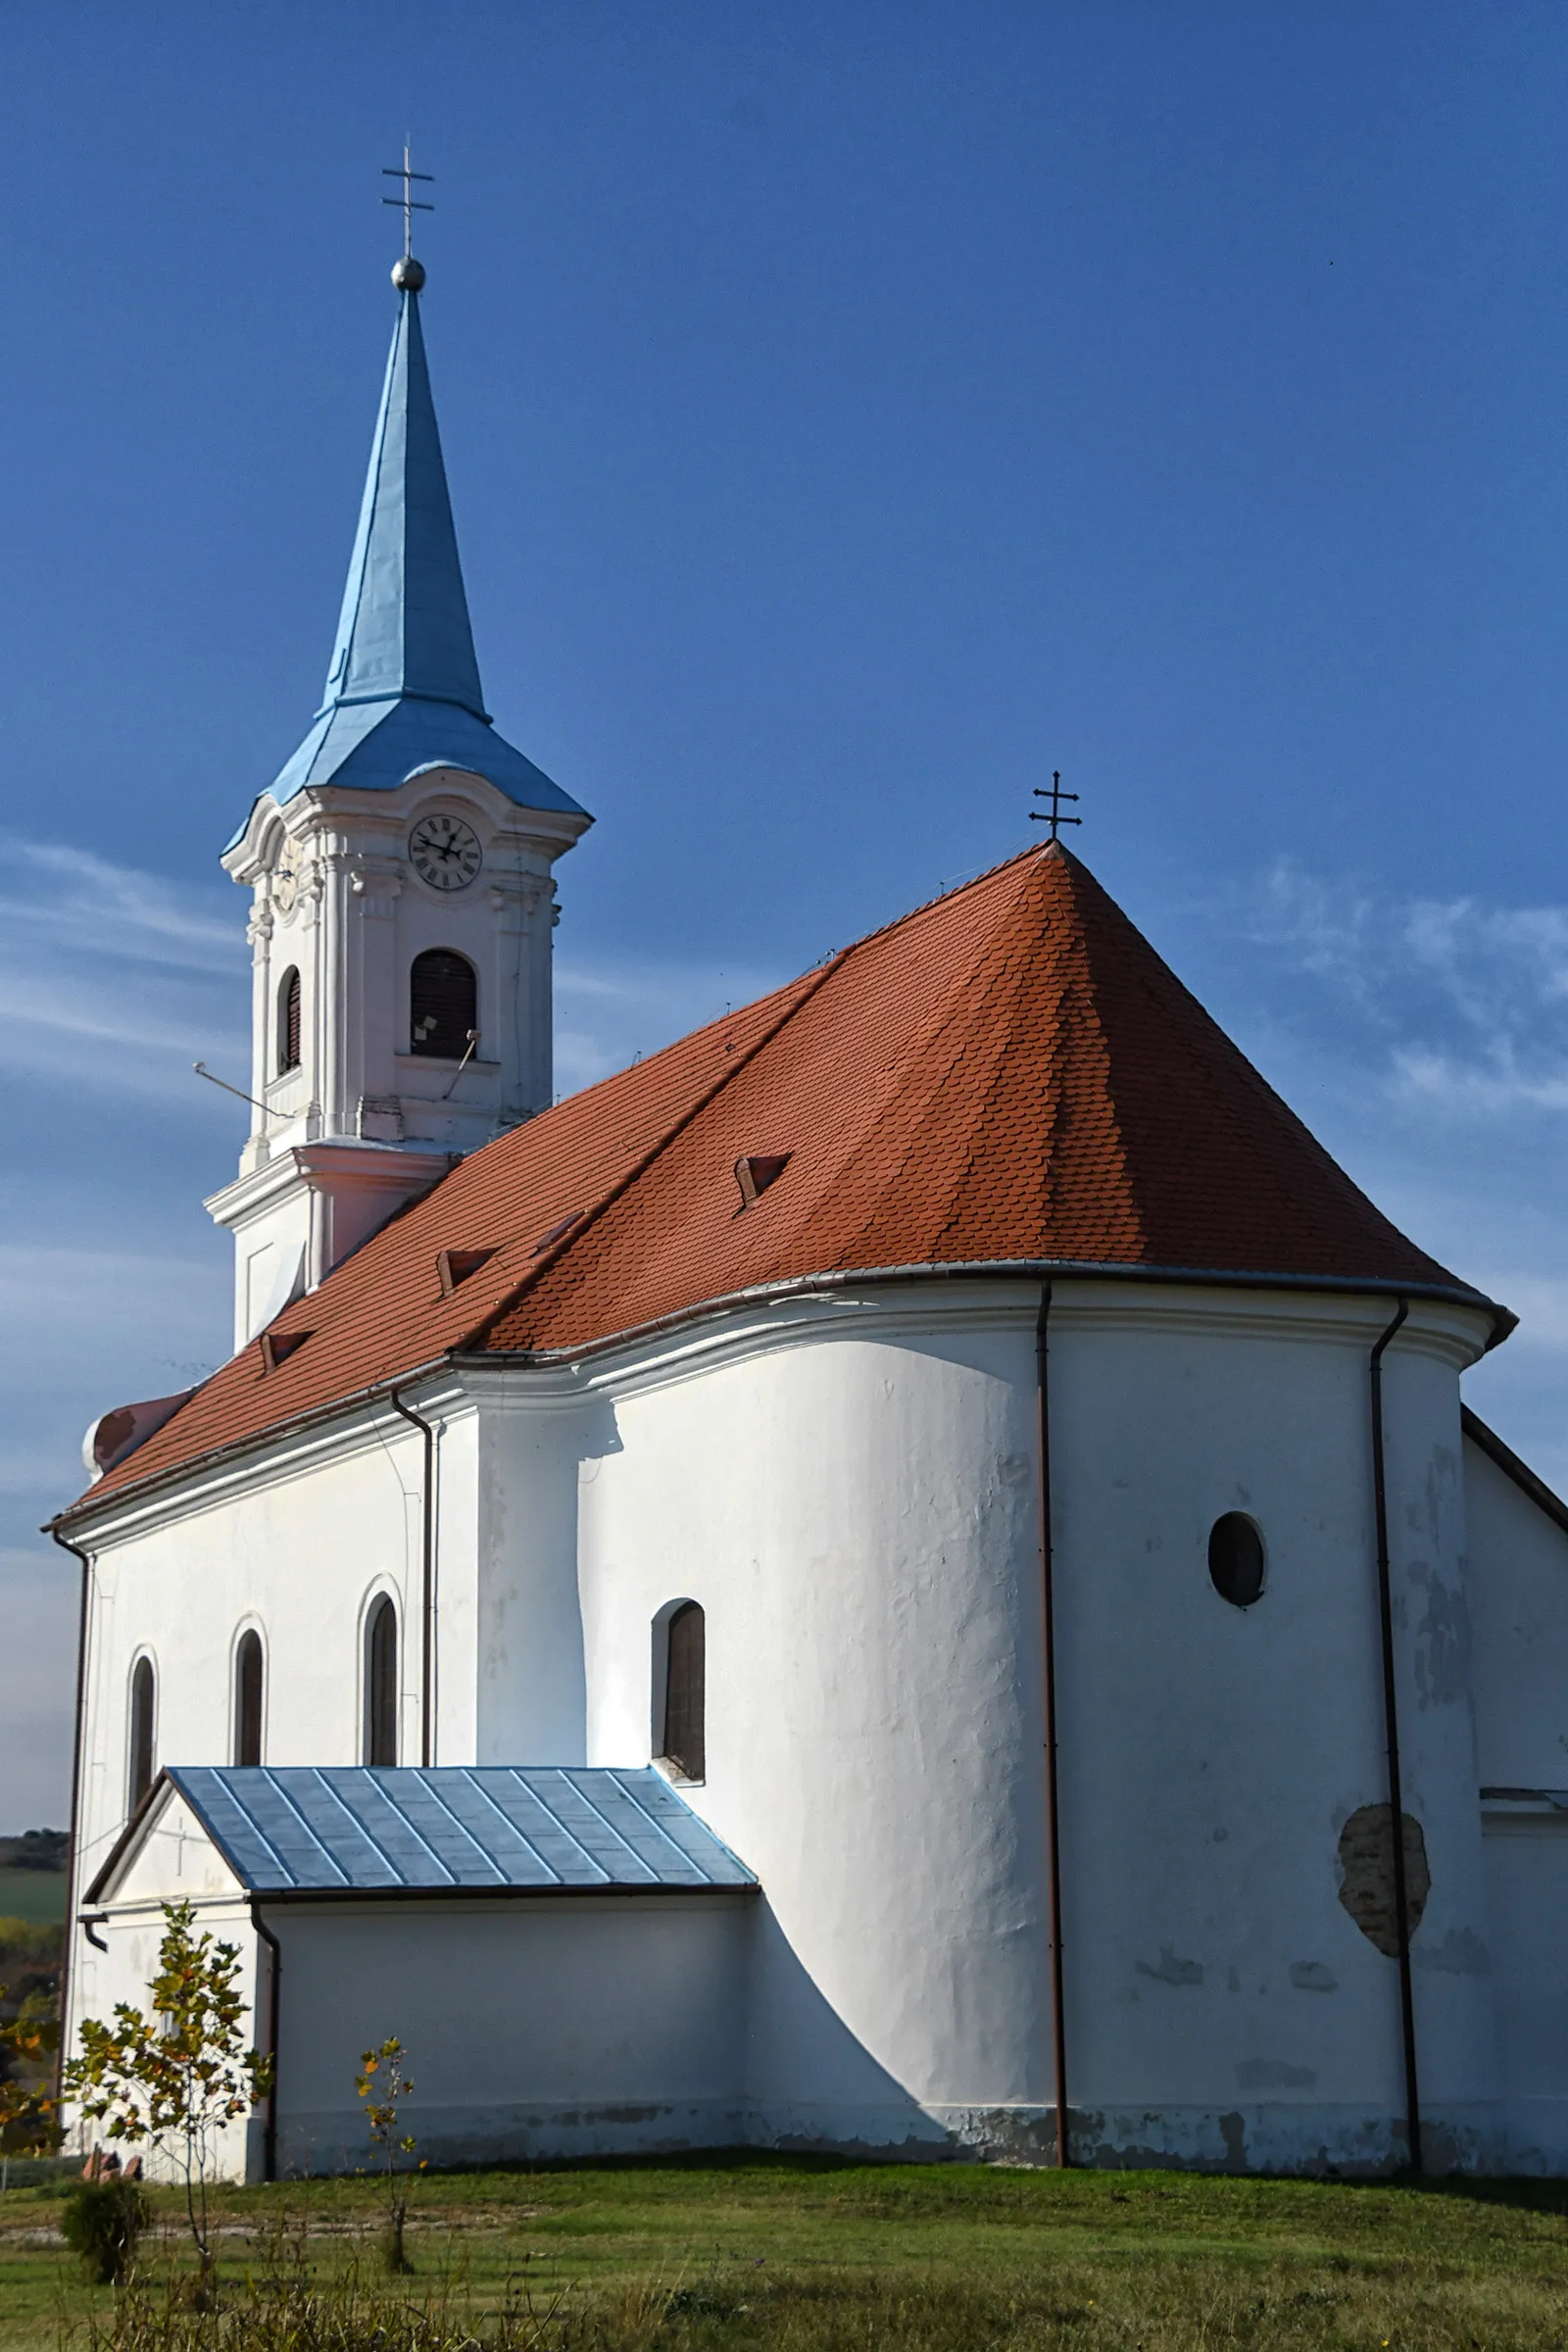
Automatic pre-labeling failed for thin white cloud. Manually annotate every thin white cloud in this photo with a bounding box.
[1236,859,1568,1119]
[554,950,785,1093]
[0,836,249,1102]
[0,838,240,967]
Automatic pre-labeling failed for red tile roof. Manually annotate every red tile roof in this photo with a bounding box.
[70,843,1483,1517]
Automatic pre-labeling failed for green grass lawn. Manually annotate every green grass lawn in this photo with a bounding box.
[5,2157,1568,2349]
[0,1869,66,1928]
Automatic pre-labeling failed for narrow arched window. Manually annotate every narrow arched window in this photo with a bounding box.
[662,1602,706,1781]
[365,1597,399,1767]
[234,1630,264,1767]
[410,949,477,1060]
[277,967,301,1075]
[128,1656,156,1812]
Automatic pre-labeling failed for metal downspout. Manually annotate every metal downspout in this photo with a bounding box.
[248,1899,281,2183]
[1370,1298,1420,2172]
[1037,1284,1071,2166]
[388,1389,437,1768]
[49,1529,93,2116]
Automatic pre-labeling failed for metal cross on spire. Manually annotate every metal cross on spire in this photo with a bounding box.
[382,141,434,271]
[1030,771,1081,842]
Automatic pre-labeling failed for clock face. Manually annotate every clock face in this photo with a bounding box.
[410,812,482,892]
[271,838,303,914]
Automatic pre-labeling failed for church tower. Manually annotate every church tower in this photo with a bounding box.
[208,253,592,1348]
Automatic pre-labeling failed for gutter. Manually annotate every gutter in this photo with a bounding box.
[1369,1298,1422,2174]
[1036,1285,1070,2167]
[49,1527,93,2113]
[50,1355,452,1539]
[387,1389,437,1768]
[468,1256,1515,1371]
[223,1881,760,1906]
[51,1259,1512,1541]
[248,1899,280,2183]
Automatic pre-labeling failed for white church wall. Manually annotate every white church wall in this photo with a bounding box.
[69,1788,262,2181]
[568,1284,1054,2157]
[473,1390,590,1765]
[1463,1434,1568,1789]
[1461,1433,1568,2168]
[1377,1338,1498,2162]
[1481,1810,1568,2171]
[72,1414,434,1908]
[534,1276,1499,2170]
[267,1892,751,2175]
[1047,1285,1495,2173]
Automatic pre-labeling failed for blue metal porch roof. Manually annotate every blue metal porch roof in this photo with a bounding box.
[165,1766,755,1896]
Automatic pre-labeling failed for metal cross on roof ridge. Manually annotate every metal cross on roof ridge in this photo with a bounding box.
[1030,770,1081,841]
[382,140,434,260]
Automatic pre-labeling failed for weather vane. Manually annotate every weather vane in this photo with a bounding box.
[382,141,433,290]
[1030,770,1081,842]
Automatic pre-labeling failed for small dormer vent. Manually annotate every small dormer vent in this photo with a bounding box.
[437,1248,496,1297]
[258,1329,312,1375]
[533,1214,581,1255]
[734,1153,791,1208]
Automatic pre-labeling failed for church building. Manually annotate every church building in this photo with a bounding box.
[53,249,1568,2180]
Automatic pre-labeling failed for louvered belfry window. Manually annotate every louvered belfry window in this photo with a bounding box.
[128,1657,156,1813]
[277,967,302,1075]
[366,1596,399,1767]
[410,949,477,1059]
[662,1602,706,1781]
[234,1630,264,1767]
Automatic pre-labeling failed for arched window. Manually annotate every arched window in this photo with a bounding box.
[661,1602,706,1781]
[128,1656,156,1812]
[233,1630,264,1767]
[410,950,477,1060]
[1208,1513,1266,1609]
[365,1596,399,1767]
[276,967,302,1075]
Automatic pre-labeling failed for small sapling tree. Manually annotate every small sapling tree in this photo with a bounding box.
[356,2035,420,2273]
[63,1899,272,2302]
[0,1984,61,2184]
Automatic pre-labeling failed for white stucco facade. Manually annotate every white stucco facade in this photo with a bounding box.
[67,1271,1568,2179]
[207,766,587,1347]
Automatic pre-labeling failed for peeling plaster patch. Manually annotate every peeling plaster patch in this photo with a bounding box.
[1410,1562,1472,1709]
[1136,1946,1202,1987]
[1416,1926,1490,1977]
[1236,2058,1316,2090]
[1290,1962,1338,1992]
[1337,1805,1431,1956]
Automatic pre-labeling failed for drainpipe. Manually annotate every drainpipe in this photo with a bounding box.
[248,1899,281,2183]
[49,1529,93,2114]
[387,1388,437,1768]
[1369,1298,1420,2173]
[1036,1285,1071,2166]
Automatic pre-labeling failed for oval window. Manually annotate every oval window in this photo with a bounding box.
[1207,1513,1265,1608]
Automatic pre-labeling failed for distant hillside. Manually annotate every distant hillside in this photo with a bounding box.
[0,1831,67,1873]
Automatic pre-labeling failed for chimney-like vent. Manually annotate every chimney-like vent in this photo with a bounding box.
[735,1153,791,1208]
[437,1248,495,1297]
[258,1329,312,1375]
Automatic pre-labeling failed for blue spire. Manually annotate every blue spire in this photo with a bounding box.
[320,290,486,720]
[257,286,586,824]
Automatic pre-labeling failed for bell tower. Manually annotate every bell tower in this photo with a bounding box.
[207,249,592,1348]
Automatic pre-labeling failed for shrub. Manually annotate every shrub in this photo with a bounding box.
[61,2175,149,2284]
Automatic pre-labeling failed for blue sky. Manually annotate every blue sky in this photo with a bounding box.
[5,1,1568,1825]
